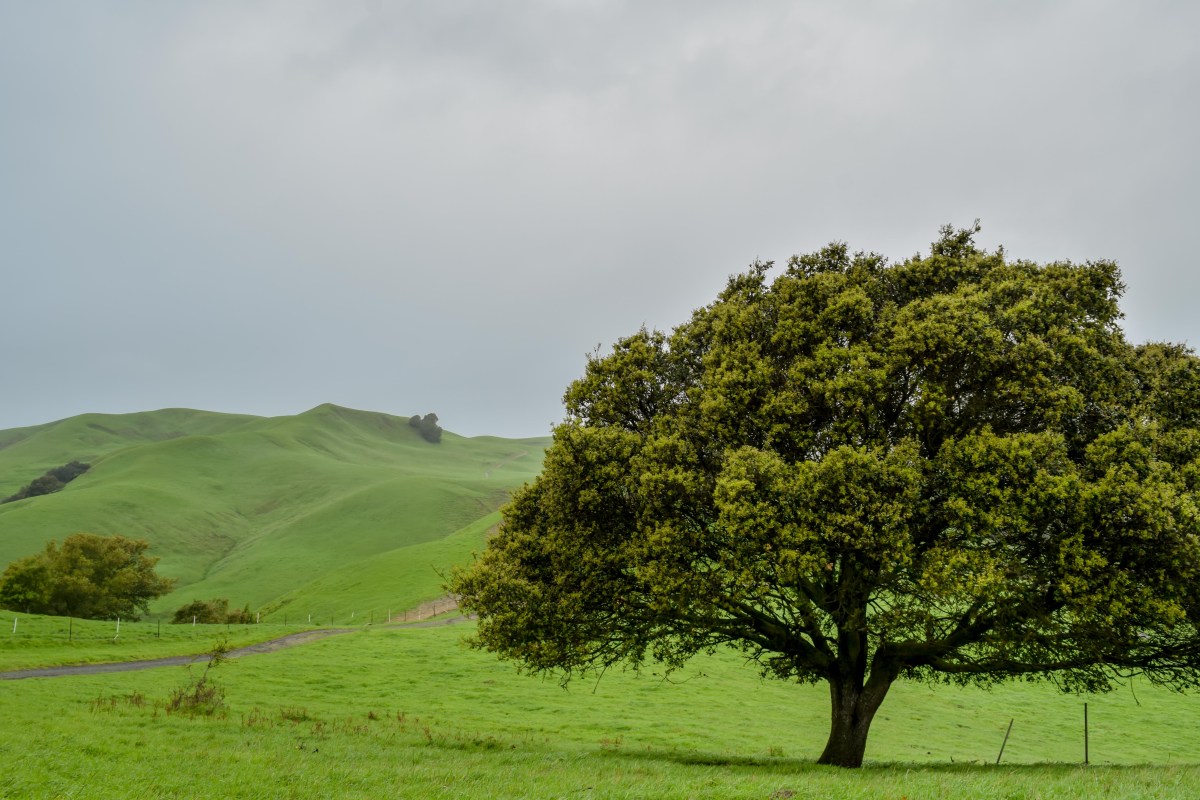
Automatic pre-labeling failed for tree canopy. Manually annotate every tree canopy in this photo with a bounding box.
[409,413,443,443]
[450,225,1200,767]
[0,532,175,620]
[3,460,90,503]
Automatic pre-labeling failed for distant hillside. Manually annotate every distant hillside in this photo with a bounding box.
[0,405,549,615]
[0,408,261,497]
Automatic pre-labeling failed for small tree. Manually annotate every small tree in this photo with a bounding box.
[450,225,1200,767]
[0,533,175,620]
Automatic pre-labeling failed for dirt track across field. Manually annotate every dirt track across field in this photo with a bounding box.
[0,615,473,681]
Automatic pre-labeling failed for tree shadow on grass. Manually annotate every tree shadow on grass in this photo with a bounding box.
[588,746,1185,775]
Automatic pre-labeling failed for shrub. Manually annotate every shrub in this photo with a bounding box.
[225,603,254,624]
[171,598,229,624]
[167,642,229,717]
[171,598,256,624]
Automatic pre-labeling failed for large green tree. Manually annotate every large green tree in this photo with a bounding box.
[0,533,175,620]
[450,225,1200,767]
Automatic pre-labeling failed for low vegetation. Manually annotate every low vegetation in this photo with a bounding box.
[165,641,230,717]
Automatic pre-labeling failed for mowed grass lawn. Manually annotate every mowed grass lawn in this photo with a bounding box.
[3,623,1199,798]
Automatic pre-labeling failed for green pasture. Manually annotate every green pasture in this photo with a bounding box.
[3,622,1198,798]
[0,405,548,613]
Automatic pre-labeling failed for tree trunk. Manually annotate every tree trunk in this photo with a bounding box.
[816,674,893,768]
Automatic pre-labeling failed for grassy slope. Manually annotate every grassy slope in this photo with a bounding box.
[0,405,547,614]
[0,408,261,497]
[2,623,1198,798]
[258,512,501,623]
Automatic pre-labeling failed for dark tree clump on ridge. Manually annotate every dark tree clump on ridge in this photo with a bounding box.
[451,224,1200,768]
[409,413,443,443]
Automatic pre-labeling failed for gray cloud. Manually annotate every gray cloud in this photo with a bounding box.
[2,1,1197,436]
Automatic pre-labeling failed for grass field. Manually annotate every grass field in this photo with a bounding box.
[0,405,548,615]
[3,621,1198,798]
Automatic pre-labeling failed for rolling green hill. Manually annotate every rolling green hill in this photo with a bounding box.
[0,405,548,615]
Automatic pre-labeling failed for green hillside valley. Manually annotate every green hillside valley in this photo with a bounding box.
[0,405,549,619]
[3,400,1200,798]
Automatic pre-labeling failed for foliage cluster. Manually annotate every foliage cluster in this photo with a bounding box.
[451,224,1200,767]
[409,412,443,443]
[0,532,174,619]
[2,460,89,503]
[171,598,254,625]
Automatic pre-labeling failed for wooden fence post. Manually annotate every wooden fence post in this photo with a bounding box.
[996,719,1014,764]
[1084,703,1089,765]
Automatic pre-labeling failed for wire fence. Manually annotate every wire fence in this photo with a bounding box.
[267,596,461,626]
[4,596,462,643]
[4,615,235,644]
[397,595,459,622]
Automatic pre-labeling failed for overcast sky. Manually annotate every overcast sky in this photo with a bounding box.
[2,1,1197,438]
